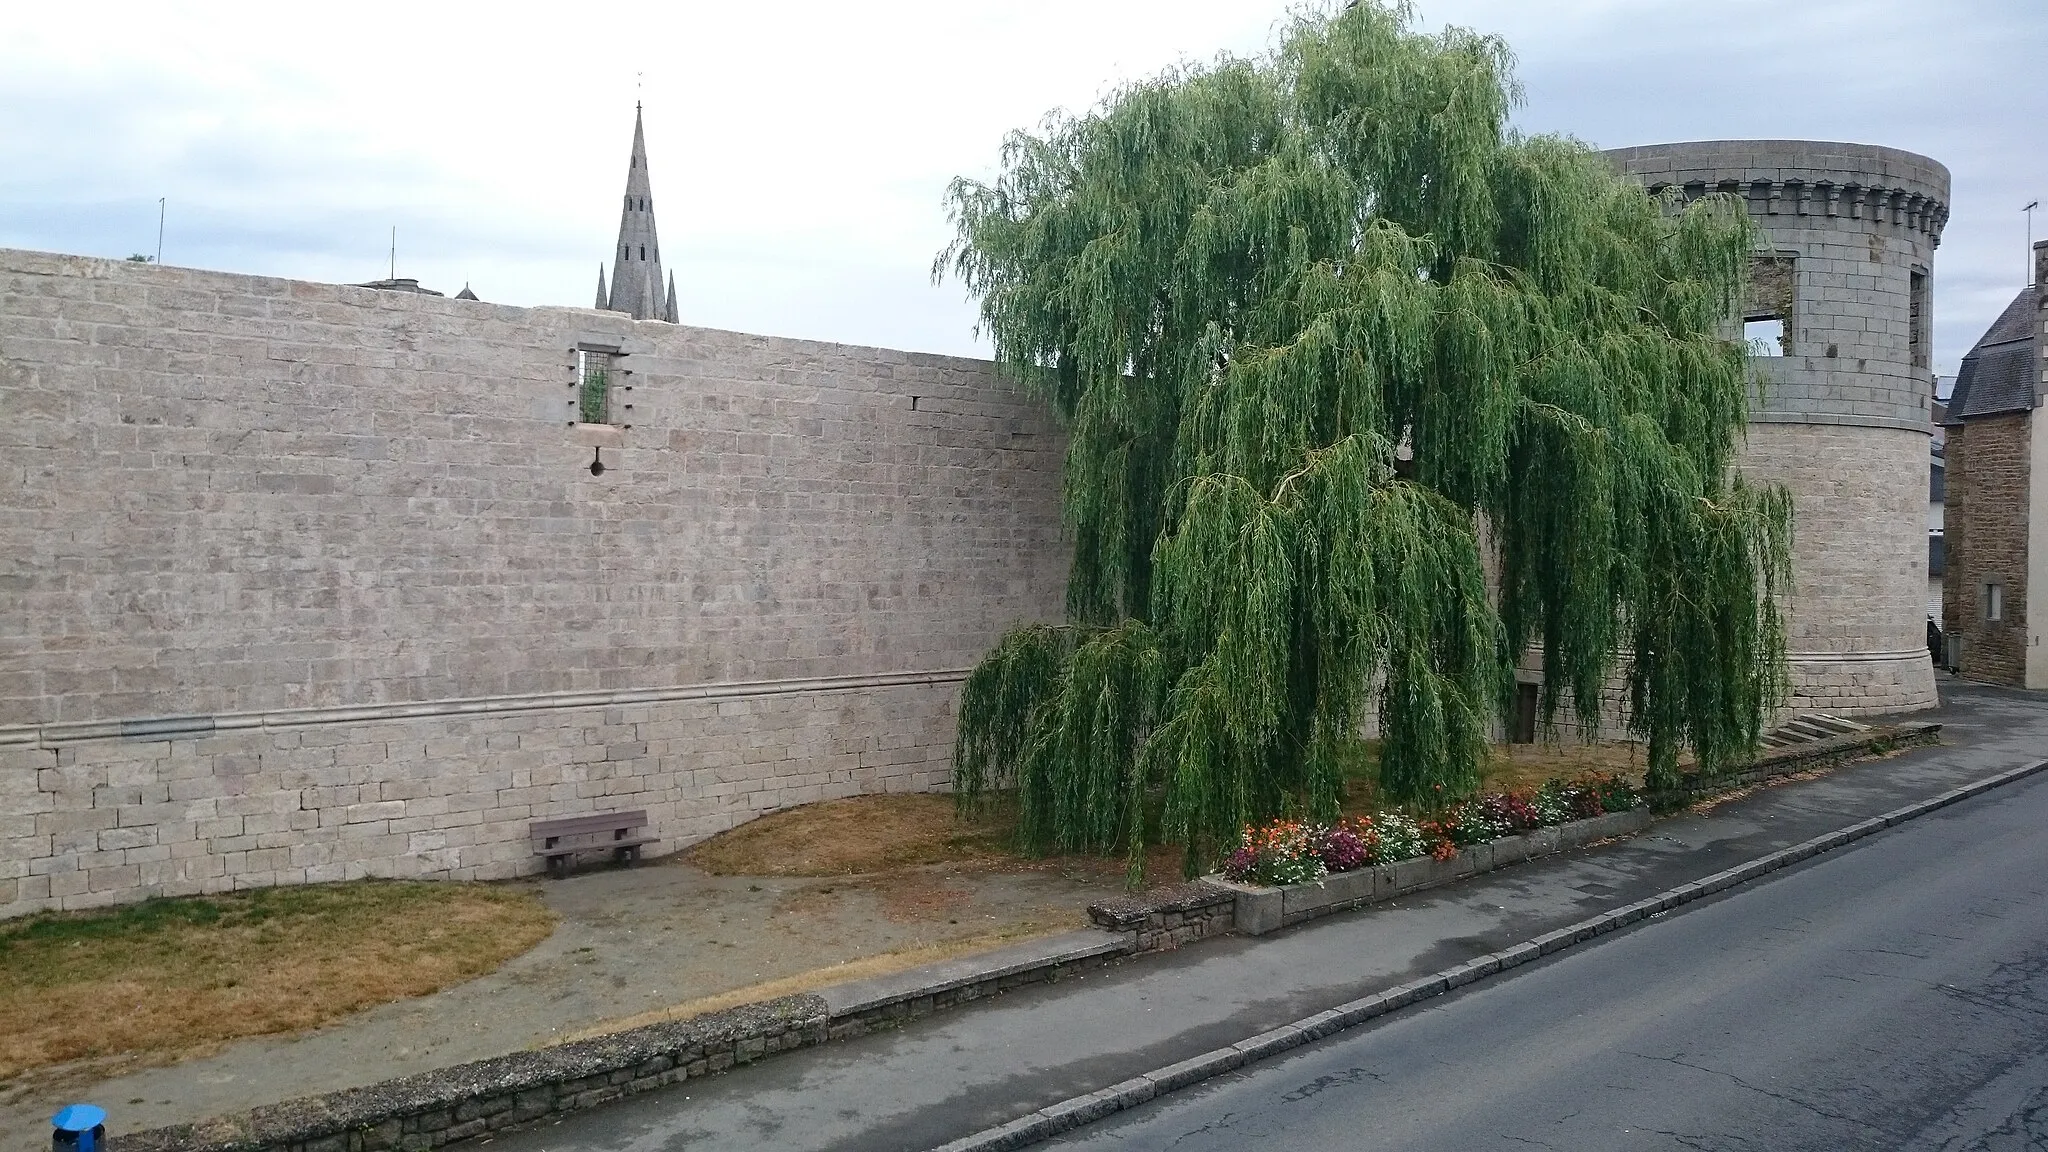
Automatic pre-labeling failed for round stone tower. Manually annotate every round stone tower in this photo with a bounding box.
[1605,140,1949,716]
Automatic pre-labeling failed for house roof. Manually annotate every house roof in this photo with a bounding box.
[1948,285,2039,421]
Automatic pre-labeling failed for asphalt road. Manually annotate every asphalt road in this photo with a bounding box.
[1045,766,2048,1152]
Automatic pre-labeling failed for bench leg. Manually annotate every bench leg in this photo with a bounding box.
[547,854,568,880]
[613,845,639,867]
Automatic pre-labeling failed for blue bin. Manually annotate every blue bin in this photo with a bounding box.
[51,1104,107,1152]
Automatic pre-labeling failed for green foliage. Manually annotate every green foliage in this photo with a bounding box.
[579,367,610,424]
[942,0,1790,871]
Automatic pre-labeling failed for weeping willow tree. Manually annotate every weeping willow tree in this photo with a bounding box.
[942,1,1791,873]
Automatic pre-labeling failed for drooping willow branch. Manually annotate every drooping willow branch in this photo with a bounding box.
[942,0,1791,874]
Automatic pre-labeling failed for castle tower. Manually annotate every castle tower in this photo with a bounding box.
[1606,141,1951,715]
[602,104,679,322]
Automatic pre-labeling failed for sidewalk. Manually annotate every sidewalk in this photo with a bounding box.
[474,678,2048,1151]
[35,678,2048,1151]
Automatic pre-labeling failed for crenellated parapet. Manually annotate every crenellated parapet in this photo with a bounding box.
[1607,140,1951,248]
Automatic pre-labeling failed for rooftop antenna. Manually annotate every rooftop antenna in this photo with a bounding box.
[155,197,165,264]
[390,226,397,280]
[2028,201,2040,285]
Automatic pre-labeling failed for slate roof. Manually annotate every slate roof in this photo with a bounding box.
[1948,285,2040,421]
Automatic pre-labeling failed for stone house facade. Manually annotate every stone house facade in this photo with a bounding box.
[1941,242,2048,688]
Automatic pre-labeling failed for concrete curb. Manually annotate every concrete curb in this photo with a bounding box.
[927,757,2048,1152]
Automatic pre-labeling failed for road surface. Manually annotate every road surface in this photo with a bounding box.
[1047,766,2048,1151]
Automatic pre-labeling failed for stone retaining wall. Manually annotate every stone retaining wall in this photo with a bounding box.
[1086,882,1237,951]
[1645,721,1941,808]
[0,248,1069,918]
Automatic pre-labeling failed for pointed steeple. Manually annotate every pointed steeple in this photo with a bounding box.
[663,272,679,324]
[602,103,674,321]
[594,266,609,309]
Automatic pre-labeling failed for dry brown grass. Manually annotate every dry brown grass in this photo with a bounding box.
[684,794,1013,876]
[1484,740,1659,793]
[1333,739,1658,815]
[0,881,555,1082]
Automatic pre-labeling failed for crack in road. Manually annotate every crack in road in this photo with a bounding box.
[1279,1066,1386,1103]
[1621,1051,1892,1137]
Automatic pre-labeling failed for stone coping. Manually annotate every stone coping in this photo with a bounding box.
[0,667,975,749]
[1085,882,1235,932]
[111,995,829,1152]
[817,930,1129,1017]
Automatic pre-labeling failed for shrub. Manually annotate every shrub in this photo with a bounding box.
[1530,781,1574,825]
[1222,819,1329,887]
[1482,790,1542,833]
[1319,822,1371,872]
[1364,812,1427,864]
[1581,772,1640,814]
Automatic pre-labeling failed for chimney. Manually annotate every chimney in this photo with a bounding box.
[2036,239,2047,291]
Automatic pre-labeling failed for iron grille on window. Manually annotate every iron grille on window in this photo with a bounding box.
[577,349,613,424]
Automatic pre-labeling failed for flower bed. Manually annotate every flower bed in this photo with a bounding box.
[1221,774,1640,887]
[1210,775,1649,936]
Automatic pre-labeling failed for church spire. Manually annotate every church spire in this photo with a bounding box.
[663,271,679,324]
[594,265,609,310]
[602,103,673,321]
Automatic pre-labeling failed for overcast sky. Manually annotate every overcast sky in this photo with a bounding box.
[1,1,2040,374]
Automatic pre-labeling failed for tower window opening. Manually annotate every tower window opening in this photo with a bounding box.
[1744,254,1795,357]
[639,245,646,260]
[1745,317,1786,356]
[1910,270,1930,371]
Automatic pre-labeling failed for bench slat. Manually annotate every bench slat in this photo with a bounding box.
[533,833,659,852]
[531,811,648,837]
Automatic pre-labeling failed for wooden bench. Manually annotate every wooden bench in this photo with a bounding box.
[530,810,657,878]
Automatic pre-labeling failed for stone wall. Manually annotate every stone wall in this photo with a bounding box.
[1607,140,1948,714]
[0,248,1069,917]
[1943,412,2033,686]
[1740,423,1938,711]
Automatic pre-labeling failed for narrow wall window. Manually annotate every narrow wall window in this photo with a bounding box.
[1985,582,2004,623]
[1745,254,1796,356]
[1910,270,1930,371]
[577,349,614,424]
[1744,318,1786,355]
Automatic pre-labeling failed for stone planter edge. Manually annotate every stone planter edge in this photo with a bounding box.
[1212,805,1655,936]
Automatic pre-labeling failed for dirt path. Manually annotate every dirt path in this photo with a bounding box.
[0,855,1123,1150]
